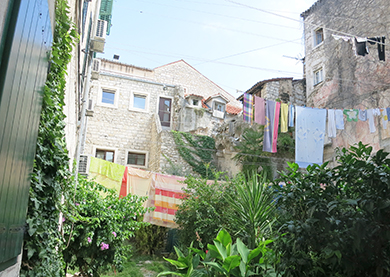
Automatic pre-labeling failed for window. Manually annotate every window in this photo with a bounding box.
[192,99,199,106]
[96,149,115,162]
[158,97,172,127]
[134,94,146,109]
[314,68,324,85]
[130,91,149,112]
[101,89,115,105]
[214,101,225,112]
[127,152,146,166]
[314,28,324,47]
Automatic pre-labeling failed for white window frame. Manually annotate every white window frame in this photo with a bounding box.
[97,84,119,108]
[313,27,324,48]
[314,67,324,86]
[214,101,226,112]
[126,149,149,169]
[129,91,150,113]
[156,95,174,129]
[93,145,118,164]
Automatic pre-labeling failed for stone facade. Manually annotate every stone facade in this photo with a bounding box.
[83,59,242,175]
[301,0,390,162]
[239,77,306,106]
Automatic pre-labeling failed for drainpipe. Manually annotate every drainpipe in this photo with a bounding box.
[74,52,92,177]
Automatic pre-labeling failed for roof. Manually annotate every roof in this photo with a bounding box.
[300,0,326,18]
[185,93,204,99]
[99,58,153,72]
[237,77,294,101]
[204,94,230,104]
[226,104,242,115]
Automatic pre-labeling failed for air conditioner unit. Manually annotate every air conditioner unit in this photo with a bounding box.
[86,99,94,116]
[90,19,107,53]
[91,59,101,80]
[79,155,90,176]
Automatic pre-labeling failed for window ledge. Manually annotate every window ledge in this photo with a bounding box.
[128,107,149,113]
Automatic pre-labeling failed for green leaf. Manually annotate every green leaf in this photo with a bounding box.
[237,238,250,264]
[157,271,185,277]
[215,229,232,247]
[223,255,241,272]
[214,241,228,261]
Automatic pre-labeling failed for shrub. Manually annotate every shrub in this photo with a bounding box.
[274,142,390,276]
[158,229,280,277]
[134,224,167,255]
[62,177,151,277]
[175,173,236,249]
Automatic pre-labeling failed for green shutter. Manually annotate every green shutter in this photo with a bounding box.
[99,0,114,35]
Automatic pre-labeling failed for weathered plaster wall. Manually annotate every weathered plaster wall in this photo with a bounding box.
[303,0,390,160]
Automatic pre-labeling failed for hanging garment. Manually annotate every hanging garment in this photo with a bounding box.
[335,109,345,129]
[343,109,359,122]
[387,108,390,121]
[289,104,295,127]
[144,173,187,229]
[359,109,367,121]
[127,167,154,207]
[119,167,128,198]
[379,36,386,61]
[327,109,337,138]
[367,109,376,133]
[295,106,327,168]
[280,103,289,133]
[254,96,265,125]
[381,108,388,129]
[263,100,281,153]
[243,93,253,123]
[88,157,126,196]
[368,36,386,61]
[373,108,381,116]
[332,34,352,42]
[355,37,369,56]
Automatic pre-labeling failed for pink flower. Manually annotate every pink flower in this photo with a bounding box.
[75,203,80,206]
[62,217,65,222]
[87,237,92,243]
[112,231,117,237]
[206,250,208,254]
[100,242,109,250]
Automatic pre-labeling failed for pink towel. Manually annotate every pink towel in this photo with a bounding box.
[254,96,265,125]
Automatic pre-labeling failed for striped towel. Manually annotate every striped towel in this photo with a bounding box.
[144,173,186,228]
[243,93,253,123]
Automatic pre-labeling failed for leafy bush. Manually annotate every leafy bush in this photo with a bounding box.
[175,173,236,249]
[274,142,390,276]
[134,223,167,255]
[158,229,280,277]
[233,126,273,179]
[226,173,276,249]
[63,177,151,277]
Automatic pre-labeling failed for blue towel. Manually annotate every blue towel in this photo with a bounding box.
[295,106,327,168]
[335,109,344,129]
[288,105,295,127]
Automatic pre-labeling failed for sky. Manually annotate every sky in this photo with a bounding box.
[99,0,318,98]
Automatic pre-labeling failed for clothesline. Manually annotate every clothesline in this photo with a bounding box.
[243,93,389,168]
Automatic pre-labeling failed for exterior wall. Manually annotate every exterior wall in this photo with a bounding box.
[302,0,390,161]
[65,0,102,165]
[245,78,306,106]
[83,72,178,171]
[154,60,242,108]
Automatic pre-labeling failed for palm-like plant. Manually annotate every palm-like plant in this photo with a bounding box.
[226,173,277,249]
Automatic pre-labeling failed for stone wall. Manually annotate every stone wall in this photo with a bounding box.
[302,0,390,159]
[83,72,178,170]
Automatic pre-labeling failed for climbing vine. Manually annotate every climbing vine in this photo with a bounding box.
[172,131,216,178]
[21,0,78,275]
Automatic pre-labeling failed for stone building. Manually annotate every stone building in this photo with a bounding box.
[301,0,390,162]
[217,77,306,178]
[82,58,242,174]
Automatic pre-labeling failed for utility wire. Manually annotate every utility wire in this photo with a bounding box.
[225,0,389,46]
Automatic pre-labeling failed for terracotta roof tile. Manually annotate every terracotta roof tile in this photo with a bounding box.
[226,104,242,115]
